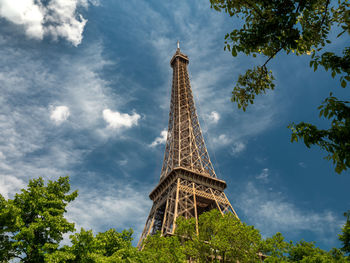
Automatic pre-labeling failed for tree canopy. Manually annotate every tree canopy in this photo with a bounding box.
[209,0,350,174]
[339,210,350,255]
[1,176,349,262]
[0,177,77,262]
[45,228,143,263]
[142,209,349,262]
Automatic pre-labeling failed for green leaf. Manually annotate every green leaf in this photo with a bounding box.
[341,79,346,88]
[232,47,237,57]
[337,30,345,38]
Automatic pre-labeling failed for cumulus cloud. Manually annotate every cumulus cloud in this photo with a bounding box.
[0,0,90,46]
[150,129,167,147]
[207,111,220,124]
[50,105,70,125]
[103,109,140,130]
[211,134,246,155]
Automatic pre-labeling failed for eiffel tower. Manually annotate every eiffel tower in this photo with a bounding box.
[138,43,238,247]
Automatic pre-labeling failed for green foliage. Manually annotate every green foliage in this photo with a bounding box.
[339,210,350,254]
[0,176,77,262]
[194,210,262,262]
[141,233,186,263]
[260,232,291,262]
[289,240,326,262]
[210,0,350,173]
[2,177,349,262]
[232,66,275,111]
[142,209,350,262]
[142,210,262,262]
[262,235,348,262]
[289,95,350,173]
[46,228,142,263]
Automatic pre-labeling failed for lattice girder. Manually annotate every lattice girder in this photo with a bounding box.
[160,48,216,179]
[137,47,238,249]
[137,169,238,248]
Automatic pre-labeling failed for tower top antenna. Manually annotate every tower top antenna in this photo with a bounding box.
[177,40,180,49]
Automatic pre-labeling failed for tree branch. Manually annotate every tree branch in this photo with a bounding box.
[245,0,264,19]
[260,2,302,68]
[262,47,283,68]
[12,254,24,260]
[320,0,330,27]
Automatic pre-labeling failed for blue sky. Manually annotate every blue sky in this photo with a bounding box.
[0,0,349,250]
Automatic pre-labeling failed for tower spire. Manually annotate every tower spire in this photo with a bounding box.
[137,46,238,249]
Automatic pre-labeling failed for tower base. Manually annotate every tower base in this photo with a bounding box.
[137,168,238,248]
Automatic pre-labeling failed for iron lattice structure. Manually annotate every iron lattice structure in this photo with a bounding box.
[138,46,238,248]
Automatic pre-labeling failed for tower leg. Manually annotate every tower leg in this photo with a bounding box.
[137,204,156,248]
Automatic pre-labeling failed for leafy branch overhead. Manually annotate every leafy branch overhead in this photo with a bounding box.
[210,0,350,173]
[289,96,350,174]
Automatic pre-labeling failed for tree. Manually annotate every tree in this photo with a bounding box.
[141,209,350,262]
[339,210,350,254]
[46,228,143,263]
[261,233,348,262]
[143,209,263,262]
[2,177,349,262]
[141,233,186,263]
[209,0,350,174]
[178,209,262,262]
[0,176,77,262]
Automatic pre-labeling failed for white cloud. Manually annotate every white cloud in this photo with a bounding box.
[207,111,220,124]
[50,105,70,125]
[231,141,246,156]
[150,129,167,147]
[0,40,136,199]
[0,0,90,46]
[0,175,25,199]
[66,182,151,242]
[256,168,269,181]
[211,134,246,155]
[236,182,343,240]
[212,134,231,146]
[103,109,140,130]
[117,159,128,166]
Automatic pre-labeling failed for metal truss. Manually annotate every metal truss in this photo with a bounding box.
[160,48,216,179]
[138,47,238,249]
[137,170,238,248]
